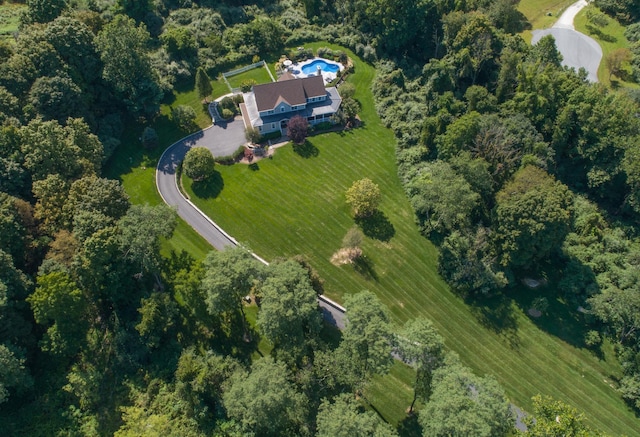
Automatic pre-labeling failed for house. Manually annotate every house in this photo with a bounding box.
[240,74,342,135]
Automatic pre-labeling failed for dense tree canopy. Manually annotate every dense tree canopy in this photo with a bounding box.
[96,14,163,116]
[494,165,573,268]
[257,260,322,362]
[223,358,308,437]
[419,362,513,437]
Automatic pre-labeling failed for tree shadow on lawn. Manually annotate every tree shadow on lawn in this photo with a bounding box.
[397,413,422,437]
[353,255,378,281]
[509,282,591,351]
[465,293,520,350]
[191,171,224,199]
[106,114,194,179]
[292,139,319,158]
[356,210,395,242]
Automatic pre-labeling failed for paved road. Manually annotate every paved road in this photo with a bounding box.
[157,127,238,250]
[554,0,587,29]
[531,0,602,82]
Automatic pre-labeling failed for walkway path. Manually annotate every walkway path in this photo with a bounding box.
[155,99,347,329]
[531,0,602,82]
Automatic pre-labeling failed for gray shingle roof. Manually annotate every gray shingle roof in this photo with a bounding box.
[253,75,326,112]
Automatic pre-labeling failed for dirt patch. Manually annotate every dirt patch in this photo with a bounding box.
[330,247,362,266]
[528,308,542,318]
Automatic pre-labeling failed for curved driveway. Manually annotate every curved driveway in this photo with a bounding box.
[155,114,346,328]
[156,118,246,249]
[531,0,602,82]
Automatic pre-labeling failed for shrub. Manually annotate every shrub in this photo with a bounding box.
[252,54,260,63]
[141,126,158,149]
[215,145,246,165]
[240,79,257,92]
[585,330,602,347]
[246,127,262,144]
[171,105,197,131]
[316,47,333,58]
[219,96,237,114]
[262,131,282,141]
[313,121,333,131]
[338,82,356,99]
[232,94,244,105]
[221,108,234,120]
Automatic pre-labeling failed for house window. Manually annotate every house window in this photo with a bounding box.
[259,126,262,132]
[281,106,285,112]
[272,123,275,129]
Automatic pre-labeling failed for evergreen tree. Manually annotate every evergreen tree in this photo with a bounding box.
[195,67,213,103]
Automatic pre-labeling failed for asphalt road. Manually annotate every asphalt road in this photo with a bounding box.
[531,0,602,82]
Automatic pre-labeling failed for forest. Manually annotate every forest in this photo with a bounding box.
[1,0,640,435]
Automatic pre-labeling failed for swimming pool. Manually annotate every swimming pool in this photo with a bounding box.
[301,59,340,75]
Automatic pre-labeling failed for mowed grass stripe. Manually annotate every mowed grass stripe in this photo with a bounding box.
[184,44,639,434]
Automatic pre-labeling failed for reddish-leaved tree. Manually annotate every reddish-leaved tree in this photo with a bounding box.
[287,115,309,145]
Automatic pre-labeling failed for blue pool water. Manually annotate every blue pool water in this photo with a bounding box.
[301,59,340,75]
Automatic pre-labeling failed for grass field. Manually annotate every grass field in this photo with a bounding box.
[104,109,212,261]
[225,64,274,90]
[182,43,640,434]
[0,1,24,42]
[574,5,638,88]
[518,0,575,42]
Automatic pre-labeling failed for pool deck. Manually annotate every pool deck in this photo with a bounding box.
[288,57,344,84]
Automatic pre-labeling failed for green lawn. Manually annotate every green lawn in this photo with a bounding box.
[0,1,24,42]
[225,64,274,90]
[518,0,575,42]
[104,110,211,261]
[183,44,640,435]
[574,5,638,88]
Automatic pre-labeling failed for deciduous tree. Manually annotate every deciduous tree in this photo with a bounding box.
[201,247,262,334]
[345,178,381,218]
[22,0,68,25]
[336,290,394,392]
[171,105,197,131]
[223,357,308,436]
[494,165,573,268]
[183,147,215,181]
[316,393,399,437]
[519,395,604,436]
[397,318,446,413]
[419,362,513,436]
[0,344,32,405]
[257,260,322,362]
[605,48,631,80]
[117,204,177,281]
[96,14,162,117]
[406,160,480,234]
[287,115,309,145]
[20,118,103,182]
[28,271,88,356]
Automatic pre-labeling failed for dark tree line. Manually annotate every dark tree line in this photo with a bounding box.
[372,1,640,415]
